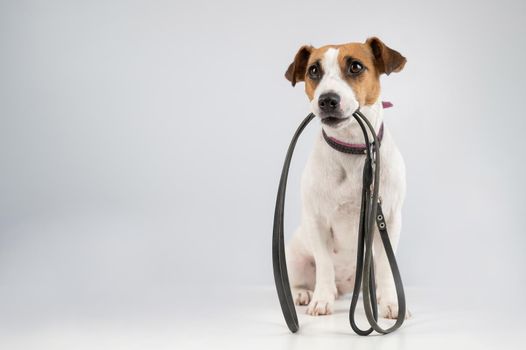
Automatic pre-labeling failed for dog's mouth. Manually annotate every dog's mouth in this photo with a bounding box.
[321,116,349,127]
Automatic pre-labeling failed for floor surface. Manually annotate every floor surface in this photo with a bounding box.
[0,286,523,349]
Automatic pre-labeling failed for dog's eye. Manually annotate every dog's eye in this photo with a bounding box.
[308,64,320,80]
[348,61,364,75]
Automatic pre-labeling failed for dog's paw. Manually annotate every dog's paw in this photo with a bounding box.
[306,290,335,316]
[378,301,412,320]
[292,288,313,306]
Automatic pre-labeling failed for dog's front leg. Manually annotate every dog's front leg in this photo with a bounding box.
[304,216,337,316]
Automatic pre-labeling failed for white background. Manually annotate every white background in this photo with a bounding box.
[1,0,525,348]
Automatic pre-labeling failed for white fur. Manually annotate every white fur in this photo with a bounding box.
[287,48,407,318]
[311,48,360,119]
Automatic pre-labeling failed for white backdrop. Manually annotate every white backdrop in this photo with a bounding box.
[1,0,525,347]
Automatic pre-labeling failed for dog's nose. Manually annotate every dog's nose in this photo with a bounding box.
[318,92,341,112]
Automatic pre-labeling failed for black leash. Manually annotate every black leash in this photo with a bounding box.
[272,110,406,335]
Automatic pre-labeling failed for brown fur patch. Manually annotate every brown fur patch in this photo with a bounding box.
[286,38,406,106]
[303,45,333,100]
[337,43,381,105]
[366,37,407,75]
[284,45,313,86]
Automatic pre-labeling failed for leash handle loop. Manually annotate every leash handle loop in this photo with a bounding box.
[272,113,315,333]
[272,111,406,335]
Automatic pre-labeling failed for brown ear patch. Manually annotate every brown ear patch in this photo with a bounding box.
[366,37,406,75]
[285,45,313,86]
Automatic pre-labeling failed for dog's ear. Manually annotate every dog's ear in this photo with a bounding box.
[366,37,406,75]
[285,45,313,86]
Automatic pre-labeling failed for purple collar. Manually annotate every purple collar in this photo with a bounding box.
[321,101,391,155]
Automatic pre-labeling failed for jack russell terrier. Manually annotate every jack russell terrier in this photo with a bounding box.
[284,37,408,319]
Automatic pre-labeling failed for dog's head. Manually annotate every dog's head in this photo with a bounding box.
[285,37,406,127]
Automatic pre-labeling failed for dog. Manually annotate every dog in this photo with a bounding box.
[284,37,408,318]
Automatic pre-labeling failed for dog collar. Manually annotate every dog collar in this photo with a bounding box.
[322,123,384,155]
[321,101,390,155]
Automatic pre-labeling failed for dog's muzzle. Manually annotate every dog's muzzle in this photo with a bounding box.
[317,92,349,126]
[318,92,340,112]
[320,115,349,126]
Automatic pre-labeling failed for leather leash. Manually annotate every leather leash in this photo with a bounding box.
[272,110,406,335]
